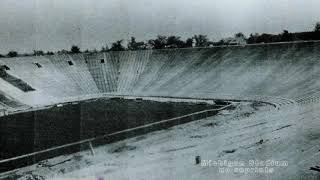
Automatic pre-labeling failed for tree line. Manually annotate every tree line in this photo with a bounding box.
[1,22,320,58]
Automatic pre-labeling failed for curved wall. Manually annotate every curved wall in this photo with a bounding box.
[0,41,320,110]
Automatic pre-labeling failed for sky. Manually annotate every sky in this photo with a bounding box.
[0,0,319,54]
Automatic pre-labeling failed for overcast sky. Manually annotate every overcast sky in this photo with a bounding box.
[0,0,319,54]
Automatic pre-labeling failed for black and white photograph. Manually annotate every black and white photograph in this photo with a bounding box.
[0,0,320,179]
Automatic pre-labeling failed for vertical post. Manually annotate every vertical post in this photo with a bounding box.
[89,141,95,156]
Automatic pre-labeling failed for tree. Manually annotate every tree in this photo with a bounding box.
[0,54,4,58]
[110,40,126,51]
[185,38,193,48]
[22,53,32,57]
[148,35,167,49]
[247,33,259,44]
[233,32,247,45]
[46,51,54,55]
[127,37,146,50]
[247,33,278,44]
[57,49,69,55]
[280,30,293,42]
[7,51,18,58]
[193,34,209,47]
[33,50,44,56]
[166,36,186,48]
[235,32,246,39]
[314,22,320,32]
[214,40,225,46]
[101,44,109,52]
[71,45,81,54]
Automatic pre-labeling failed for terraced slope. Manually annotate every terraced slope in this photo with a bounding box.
[1,42,320,179]
[0,41,319,109]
